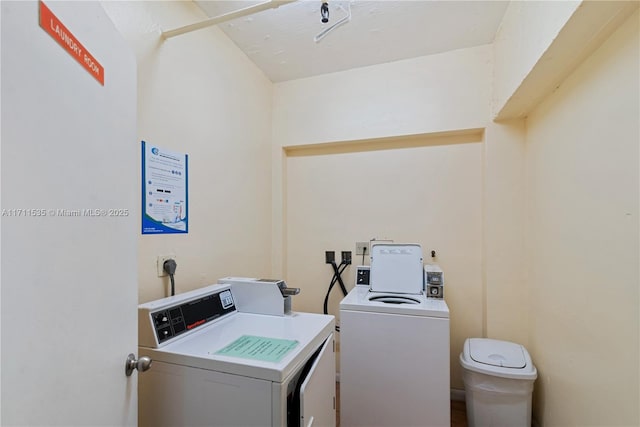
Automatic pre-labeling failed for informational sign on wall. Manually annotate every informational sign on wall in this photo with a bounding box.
[39,1,104,85]
[142,141,188,234]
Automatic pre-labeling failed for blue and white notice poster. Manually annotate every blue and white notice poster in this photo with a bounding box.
[141,141,188,234]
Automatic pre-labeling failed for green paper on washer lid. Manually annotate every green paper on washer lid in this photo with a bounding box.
[214,335,299,363]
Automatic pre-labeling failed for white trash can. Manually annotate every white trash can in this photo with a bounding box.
[460,338,537,427]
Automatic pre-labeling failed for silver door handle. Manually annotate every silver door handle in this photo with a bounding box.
[125,353,152,377]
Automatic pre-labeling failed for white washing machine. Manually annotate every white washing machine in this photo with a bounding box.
[339,244,450,427]
[138,283,336,427]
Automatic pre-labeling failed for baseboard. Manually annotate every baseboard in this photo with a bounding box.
[450,388,466,402]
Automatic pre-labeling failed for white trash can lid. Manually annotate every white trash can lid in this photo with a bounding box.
[460,338,537,380]
[469,338,526,368]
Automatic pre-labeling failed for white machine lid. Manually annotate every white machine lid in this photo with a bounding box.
[468,338,527,368]
[370,244,423,294]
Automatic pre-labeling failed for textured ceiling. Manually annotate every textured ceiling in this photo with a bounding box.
[195,1,509,82]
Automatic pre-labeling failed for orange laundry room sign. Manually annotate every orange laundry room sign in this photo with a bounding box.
[38,1,104,85]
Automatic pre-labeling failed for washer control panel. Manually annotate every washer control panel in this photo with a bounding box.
[424,265,444,299]
[151,289,236,344]
[355,266,370,286]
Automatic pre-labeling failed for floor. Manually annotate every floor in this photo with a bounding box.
[336,383,468,426]
[451,400,468,427]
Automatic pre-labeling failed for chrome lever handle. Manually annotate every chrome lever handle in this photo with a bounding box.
[125,353,152,377]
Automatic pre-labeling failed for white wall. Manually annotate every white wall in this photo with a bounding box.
[492,1,580,117]
[273,45,492,147]
[483,121,527,343]
[493,1,638,120]
[102,1,274,303]
[524,9,639,425]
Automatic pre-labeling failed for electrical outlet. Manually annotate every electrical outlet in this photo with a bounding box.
[157,255,176,277]
[355,242,369,256]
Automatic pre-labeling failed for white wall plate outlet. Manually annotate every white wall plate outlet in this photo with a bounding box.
[355,242,369,256]
[157,255,176,277]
